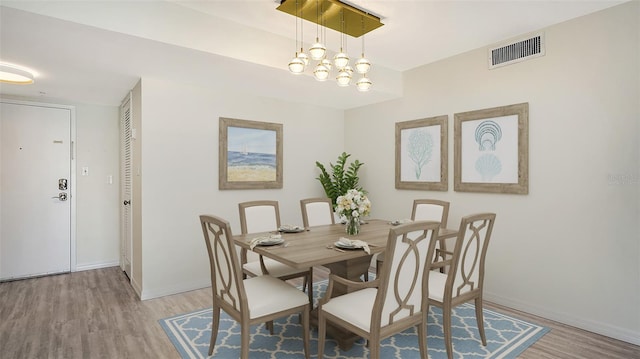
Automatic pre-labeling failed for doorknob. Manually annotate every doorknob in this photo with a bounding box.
[123,200,131,205]
[52,192,68,201]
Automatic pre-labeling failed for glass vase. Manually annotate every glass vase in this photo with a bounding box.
[346,217,360,236]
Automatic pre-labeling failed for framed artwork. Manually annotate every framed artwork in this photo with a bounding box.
[395,115,448,191]
[219,117,283,190]
[454,102,529,194]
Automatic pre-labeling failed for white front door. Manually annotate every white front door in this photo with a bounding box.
[0,100,74,280]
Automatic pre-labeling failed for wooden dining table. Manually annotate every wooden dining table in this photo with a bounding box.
[233,219,458,350]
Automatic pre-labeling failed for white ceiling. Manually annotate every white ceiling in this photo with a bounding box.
[0,0,626,109]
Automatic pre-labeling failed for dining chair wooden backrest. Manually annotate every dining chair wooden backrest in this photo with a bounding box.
[238,200,281,266]
[200,214,311,359]
[428,212,496,359]
[378,199,451,274]
[238,200,313,305]
[411,199,450,226]
[300,197,335,228]
[239,200,281,235]
[317,220,440,359]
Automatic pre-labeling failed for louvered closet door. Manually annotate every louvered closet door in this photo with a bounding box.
[120,94,133,279]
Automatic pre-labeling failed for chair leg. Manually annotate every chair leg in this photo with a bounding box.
[302,305,310,359]
[370,333,379,359]
[241,322,250,359]
[443,303,454,359]
[208,305,221,356]
[266,320,274,334]
[417,318,428,359]
[475,297,487,346]
[317,309,326,359]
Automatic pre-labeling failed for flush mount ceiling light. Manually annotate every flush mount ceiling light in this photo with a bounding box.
[278,0,383,90]
[0,62,37,84]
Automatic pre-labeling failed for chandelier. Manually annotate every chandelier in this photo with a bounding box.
[278,0,383,92]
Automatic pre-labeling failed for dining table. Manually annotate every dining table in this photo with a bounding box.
[233,218,459,350]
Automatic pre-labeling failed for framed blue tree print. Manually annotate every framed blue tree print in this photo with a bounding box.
[395,115,448,191]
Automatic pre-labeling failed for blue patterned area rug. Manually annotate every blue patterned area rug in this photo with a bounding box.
[160,279,548,359]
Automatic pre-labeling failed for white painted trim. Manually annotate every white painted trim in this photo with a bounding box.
[484,291,640,346]
[75,261,119,272]
[131,276,143,299]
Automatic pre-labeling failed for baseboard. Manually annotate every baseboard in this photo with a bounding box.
[131,277,143,299]
[484,291,640,346]
[140,279,211,301]
[74,260,120,272]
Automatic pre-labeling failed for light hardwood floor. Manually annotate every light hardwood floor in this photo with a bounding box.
[1,266,638,358]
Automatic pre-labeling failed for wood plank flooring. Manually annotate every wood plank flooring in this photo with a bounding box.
[1,266,638,358]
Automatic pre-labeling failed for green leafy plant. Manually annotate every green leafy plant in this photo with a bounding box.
[315,152,365,208]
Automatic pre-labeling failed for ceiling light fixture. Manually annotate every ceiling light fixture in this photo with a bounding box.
[308,0,326,60]
[287,1,305,74]
[277,0,383,90]
[0,62,37,84]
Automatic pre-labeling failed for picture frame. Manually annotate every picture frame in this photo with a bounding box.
[219,117,283,190]
[395,115,448,191]
[454,103,529,194]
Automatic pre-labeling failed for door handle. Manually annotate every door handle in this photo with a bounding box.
[123,200,131,206]
[52,192,68,201]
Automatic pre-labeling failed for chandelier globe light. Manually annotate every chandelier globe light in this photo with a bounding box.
[321,58,332,71]
[333,51,349,70]
[288,0,305,74]
[355,56,371,74]
[277,0,383,90]
[355,16,371,74]
[297,51,309,66]
[356,75,372,91]
[313,63,330,81]
[309,0,326,60]
[309,41,326,60]
[288,55,305,74]
[336,69,351,87]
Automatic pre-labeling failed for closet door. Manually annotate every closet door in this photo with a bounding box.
[0,101,74,280]
[120,94,133,280]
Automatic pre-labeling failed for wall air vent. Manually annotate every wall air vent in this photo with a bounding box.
[488,33,545,69]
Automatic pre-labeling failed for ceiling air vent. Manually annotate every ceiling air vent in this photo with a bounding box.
[488,33,545,69]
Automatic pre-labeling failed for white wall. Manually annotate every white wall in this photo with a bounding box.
[345,2,639,344]
[75,104,120,270]
[137,77,344,299]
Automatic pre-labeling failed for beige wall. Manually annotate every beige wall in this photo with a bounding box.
[345,2,639,344]
[136,77,344,299]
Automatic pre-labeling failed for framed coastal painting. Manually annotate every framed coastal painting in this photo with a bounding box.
[454,102,529,194]
[219,117,283,190]
[395,115,448,191]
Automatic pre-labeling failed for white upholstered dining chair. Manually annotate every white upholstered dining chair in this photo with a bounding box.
[238,200,313,304]
[317,220,441,359]
[428,212,496,359]
[300,197,335,228]
[199,214,311,359]
[377,199,450,273]
[300,197,369,281]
